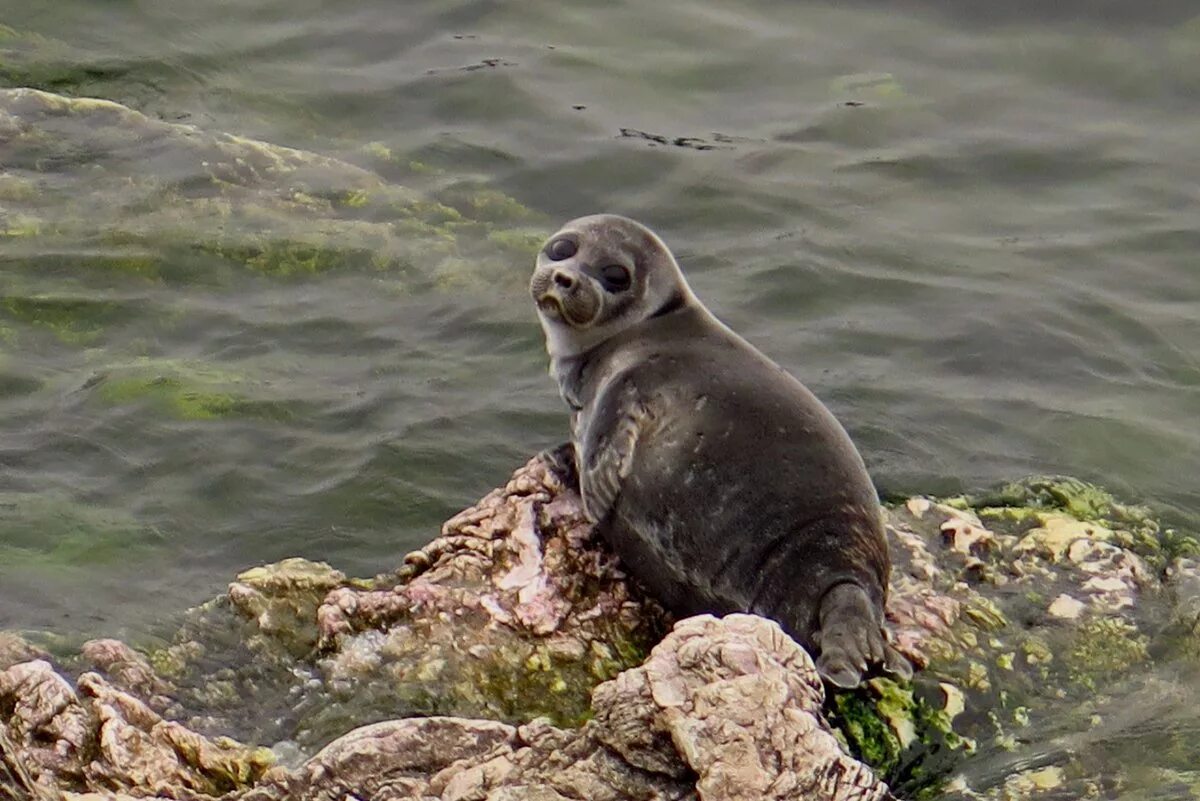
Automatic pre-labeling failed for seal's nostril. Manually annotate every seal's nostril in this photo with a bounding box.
[553,271,574,289]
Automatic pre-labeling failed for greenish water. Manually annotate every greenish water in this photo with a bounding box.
[1,0,1199,793]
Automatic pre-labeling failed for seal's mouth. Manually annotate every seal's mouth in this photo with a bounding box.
[536,293,565,320]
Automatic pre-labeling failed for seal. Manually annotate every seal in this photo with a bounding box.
[530,214,910,687]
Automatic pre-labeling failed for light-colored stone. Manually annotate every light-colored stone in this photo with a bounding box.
[1047,594,1086,620]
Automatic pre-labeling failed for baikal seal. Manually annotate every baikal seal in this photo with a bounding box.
[530,213,909,687]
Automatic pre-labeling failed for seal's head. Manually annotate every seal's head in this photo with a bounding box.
[531,214,694,358]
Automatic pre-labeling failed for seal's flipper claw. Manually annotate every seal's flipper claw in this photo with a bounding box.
[817,649,865,689]
[540,441,579,489]
[884,644,914,681]
[814,583,883,689]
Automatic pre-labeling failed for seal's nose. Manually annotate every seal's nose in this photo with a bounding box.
[553,270,575,289]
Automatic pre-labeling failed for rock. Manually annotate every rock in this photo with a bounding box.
[305,454,668,737]
[241,615,890,801]
[80,638,177,714]
[3,459,1198,801]
[0,659,272,798]
[0,631,48,671]
[228,558,347,657]
[1046,594,1085,620]
[0,87,542,287]
[2,617,887,801]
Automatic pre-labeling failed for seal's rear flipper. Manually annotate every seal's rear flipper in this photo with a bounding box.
[814,582,904,689]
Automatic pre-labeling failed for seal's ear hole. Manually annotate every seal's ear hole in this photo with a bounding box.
[601,264,632,293]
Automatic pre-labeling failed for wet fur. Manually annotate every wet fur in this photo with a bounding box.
[532,214,909,687]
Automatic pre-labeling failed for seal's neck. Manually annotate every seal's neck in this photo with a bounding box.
[549,354,585,411]
[541,288,705,409]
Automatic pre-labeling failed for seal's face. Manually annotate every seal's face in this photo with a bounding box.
[531,214,691,358]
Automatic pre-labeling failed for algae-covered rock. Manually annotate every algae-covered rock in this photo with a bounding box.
[0,88,542,287]
[242,615,890,801]
[867,476,1200,799]
[307,452,667,737]
[228,558,347,658]
[2,459,1195,800]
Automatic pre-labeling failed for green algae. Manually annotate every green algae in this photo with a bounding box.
[969,475,1199,569]
[829,676,970,792]
[475,642,597,726]
[1063,617,1149,692]
[0,175,37,202]
[436,184,533,224]
[487,228,546,261]
[875,474,1200,797]
[0,295,126,345]
[0,492,161,571]
[101,375,242,420]
[974,475,1135,521]
[833,687,903,774]
[92,359,296,422]
[0,88,546,289]
[0,211,42,239]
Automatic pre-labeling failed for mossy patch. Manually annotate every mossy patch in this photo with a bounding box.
[829,676,970,791]
[1063,617,1149,691]
[969,475,1199,569]
[0,294,126,345]
[0,491,162,570]
[0,88,547,288]
[92,359,296,422]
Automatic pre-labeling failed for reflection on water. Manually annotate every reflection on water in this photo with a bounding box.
[1,0,1199,795]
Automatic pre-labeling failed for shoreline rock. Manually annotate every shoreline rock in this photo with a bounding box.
[3,454,1198,800]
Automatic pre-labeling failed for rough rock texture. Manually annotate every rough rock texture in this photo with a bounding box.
[3,617,888,801]
[313,453,666,726]
[0,633,46,672]
[3,456,1199,801]
[240,615,890,801]
[867,478,1200,799]
[0,659,273,799]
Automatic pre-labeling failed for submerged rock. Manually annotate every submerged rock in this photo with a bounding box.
[1,456,1196,800]
[0,87,542,283]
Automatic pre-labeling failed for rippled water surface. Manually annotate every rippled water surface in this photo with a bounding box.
[1,0,1199,792]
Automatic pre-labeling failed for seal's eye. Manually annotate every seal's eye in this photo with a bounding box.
[546,238,577,261]
[601,264,632,293]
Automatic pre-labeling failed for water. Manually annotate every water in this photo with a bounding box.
[1,0,1198,792]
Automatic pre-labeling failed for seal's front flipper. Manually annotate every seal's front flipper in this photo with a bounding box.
[540,441,579,489]
[579,384,649,523]
[814,582,892,689]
